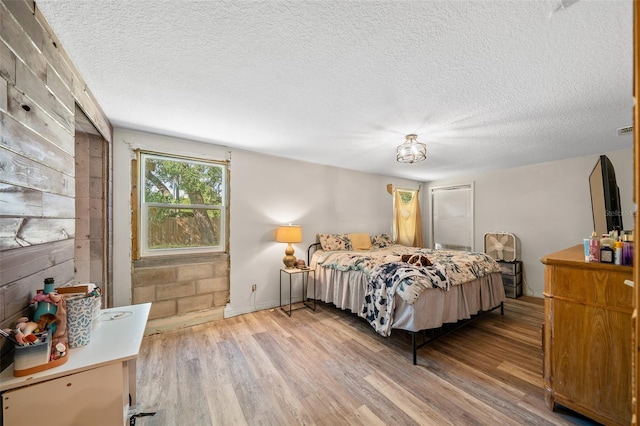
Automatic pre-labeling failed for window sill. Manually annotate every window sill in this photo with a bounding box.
[133,252,228,268]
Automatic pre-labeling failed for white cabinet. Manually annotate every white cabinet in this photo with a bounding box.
[3,362,125,426]
[1,303,150,426]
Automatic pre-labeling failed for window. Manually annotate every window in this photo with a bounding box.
[139,152,226,256]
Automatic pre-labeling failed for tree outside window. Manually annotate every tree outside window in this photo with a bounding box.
[140,152,226,256]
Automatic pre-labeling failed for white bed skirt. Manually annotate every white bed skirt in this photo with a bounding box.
[307,266,505,333]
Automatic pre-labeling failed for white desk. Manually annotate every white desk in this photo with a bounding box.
[1,303,150,426]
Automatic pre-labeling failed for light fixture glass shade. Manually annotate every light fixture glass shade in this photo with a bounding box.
[396,134,427,163]
[276,225,302,269]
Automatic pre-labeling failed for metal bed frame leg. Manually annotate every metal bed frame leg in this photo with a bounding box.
[412,332,417,365]
[410,301,505,365]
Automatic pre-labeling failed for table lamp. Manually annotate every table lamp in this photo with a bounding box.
[276,224,302,269]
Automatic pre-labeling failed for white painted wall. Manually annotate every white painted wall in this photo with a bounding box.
[114,128,632,307]
[423,148,634,298]
[227,149,419,316]
[112,128,418,314]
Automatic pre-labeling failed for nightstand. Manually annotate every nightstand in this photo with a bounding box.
[279,268,316,316]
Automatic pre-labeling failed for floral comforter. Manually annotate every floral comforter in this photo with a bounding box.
[316,245,499,286]
[315,245,501,336]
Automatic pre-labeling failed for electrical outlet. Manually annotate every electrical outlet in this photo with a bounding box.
[251,284,257,292]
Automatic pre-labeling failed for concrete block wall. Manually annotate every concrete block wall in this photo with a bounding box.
[132,253,229,321]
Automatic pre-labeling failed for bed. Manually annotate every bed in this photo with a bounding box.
[306,233,505,364]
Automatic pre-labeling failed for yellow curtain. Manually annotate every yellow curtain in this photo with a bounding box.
[393,188,424,247]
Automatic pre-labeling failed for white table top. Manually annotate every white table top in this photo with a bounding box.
[280,267,314,274]
[0,303,150,392]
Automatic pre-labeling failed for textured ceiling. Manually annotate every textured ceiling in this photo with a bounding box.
[35,0,633,181]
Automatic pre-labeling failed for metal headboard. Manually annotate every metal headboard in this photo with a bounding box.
[307,242,321,265]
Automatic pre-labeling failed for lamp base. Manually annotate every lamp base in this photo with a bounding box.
[282,243,297,269]
[283,254,297,269]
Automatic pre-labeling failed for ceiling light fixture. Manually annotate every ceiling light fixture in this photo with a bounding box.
[396,134,427,164]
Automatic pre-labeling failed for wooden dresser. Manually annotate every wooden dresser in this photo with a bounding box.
[541,245,633,425]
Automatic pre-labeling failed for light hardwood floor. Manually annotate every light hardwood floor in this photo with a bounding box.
[134,297,596,425]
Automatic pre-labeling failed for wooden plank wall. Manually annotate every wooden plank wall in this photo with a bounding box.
[0,0,112,367]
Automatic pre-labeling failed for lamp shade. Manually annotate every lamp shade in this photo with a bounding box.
[276,225,302,243]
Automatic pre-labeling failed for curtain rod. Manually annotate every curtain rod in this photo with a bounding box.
[386,184,421,195]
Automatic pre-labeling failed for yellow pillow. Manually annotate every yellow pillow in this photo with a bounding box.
[349,233,372,250]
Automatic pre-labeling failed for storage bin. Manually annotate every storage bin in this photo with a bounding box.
[496,260,522,275]
[14,333,51,372]
[502,273,522,287]
[66,296,96,348]
[504,283,523,299]
[57,284,102,330]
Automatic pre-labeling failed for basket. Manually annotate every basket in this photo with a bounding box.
[66,296,96,348]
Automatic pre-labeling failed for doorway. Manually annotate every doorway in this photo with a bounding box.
[74,107,112,307]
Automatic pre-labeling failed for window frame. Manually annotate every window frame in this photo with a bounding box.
[138,151,228,257]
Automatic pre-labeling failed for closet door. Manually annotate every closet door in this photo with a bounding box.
[430,184,474,251]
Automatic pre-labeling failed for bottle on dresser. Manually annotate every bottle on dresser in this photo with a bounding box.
[622,231,634,266]
[615,239,623,265]
[589,231,600,262]
[600,234,615,264]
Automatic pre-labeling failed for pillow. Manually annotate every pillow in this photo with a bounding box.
[318,233,352,251]
[401,254,432,267]
[349,233,372,250]
[371,233,395,248]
